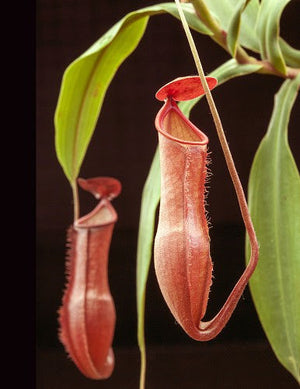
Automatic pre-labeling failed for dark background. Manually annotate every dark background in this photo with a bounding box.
[36,1,300,388]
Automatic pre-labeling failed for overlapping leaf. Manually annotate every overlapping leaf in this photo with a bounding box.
[201,0,260,52]
[246,74,300,384]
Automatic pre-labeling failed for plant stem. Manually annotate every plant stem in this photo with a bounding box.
[139,345,146,389]
[72,180,80,221]
[174,0,258,259]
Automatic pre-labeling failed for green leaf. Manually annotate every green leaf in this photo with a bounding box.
[180,58,262,114]
[227,0,248,57]
[54,3,211,185]
[136,147,161,386]
[239,0,260,52]
[256,0,290,75]
[136,58,263,385]
[210,58,262,80]
[246,74,300,384]
[54,16,148,184]
[201,0,260,53]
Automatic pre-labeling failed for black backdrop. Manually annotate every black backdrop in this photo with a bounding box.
[36,1,300,387]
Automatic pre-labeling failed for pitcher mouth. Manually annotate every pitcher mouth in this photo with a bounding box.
[75,199,117,229]
[155,98,209,146]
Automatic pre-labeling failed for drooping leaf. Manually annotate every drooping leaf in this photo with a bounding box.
[256,0,290,75]
[246,74,300,384]
[54,3,211,185]
[54,16,148,184]
[136,58,263,386]
[227,0,248,57]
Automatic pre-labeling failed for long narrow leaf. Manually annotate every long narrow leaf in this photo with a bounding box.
[54,3,211,184]
[136,148,161,388]
[246,74,300,384]
[136,59,262,388]
[54,16,148,184]
[227,0,248,57]
[256,0,290,74]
